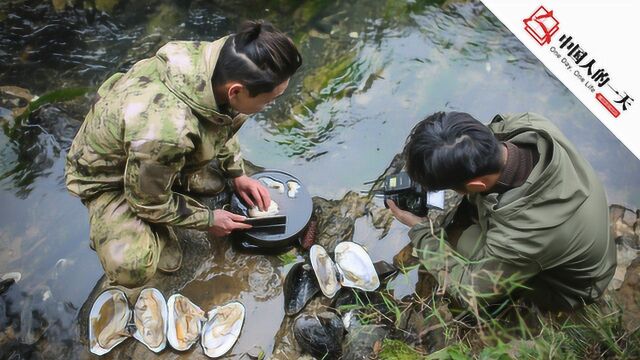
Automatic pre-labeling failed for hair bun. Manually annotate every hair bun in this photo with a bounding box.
[238,20,264,44]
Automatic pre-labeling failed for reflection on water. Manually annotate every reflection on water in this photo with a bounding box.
[1,0,639,358]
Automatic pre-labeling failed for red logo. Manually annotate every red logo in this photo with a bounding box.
[523,6,560,45]
[596,93,621,118]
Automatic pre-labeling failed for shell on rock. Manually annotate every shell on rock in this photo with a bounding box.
[334,242,379,292]
[201,302,245,358]
[89,289,132,356]
[133,288,168,352]
[284,262,320,316]
[309,245,340,298]
[167,294,205,351]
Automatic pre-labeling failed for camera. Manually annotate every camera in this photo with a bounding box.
[379,172,445,216]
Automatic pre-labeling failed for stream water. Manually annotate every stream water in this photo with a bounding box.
[1,0,639,359]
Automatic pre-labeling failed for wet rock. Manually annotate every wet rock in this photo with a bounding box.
[313,191,371,252]
[415,269,439,299]
[248,256,282,301]
[293,311,344,359]
[332,288,383,311]
[284,262,320,316]
[608,205,640,290]
[393,243,420,268]
[610,241,639,291]
[18,287,52,345]
[0,86,33,122]
[424,305,452,353]
[610,205,640,245]
[341,309,361,332]
[373,261,398,280]
[369,206,394,238]
[341,324,388,360]
[0,279,15,295]
[612,256,640,333]
[271,313,299,359]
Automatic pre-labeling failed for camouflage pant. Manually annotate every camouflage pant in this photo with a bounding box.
[86,191,175,288]
[85,165,227,288]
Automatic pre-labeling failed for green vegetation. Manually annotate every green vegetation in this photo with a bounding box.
[277,250,299,266]
[339,232,639,359]
[380,339,425,360]
[14,87,92,123]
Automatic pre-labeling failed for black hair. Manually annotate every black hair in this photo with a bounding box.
[212,20,302,97]
[403,112,503,191]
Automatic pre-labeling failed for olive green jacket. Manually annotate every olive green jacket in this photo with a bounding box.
[409,113,616,309]
[65,38,246,230]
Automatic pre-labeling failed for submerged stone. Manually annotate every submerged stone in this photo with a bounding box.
[293,311,344,359]
[341,324,388,360]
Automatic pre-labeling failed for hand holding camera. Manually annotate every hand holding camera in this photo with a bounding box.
[386,199,426,227]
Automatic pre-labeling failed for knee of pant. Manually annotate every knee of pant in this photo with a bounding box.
[107,261,157,288]
[100,243,157,288]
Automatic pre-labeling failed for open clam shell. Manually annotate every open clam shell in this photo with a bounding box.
[334,242,380,292]
[167,294,205,351]
[89,289,132,356]
[310,245,341,298]
[133,288,168,353]
[201,302,245,358]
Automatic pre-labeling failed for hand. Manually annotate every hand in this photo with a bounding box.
[386,199,427,228]
[233,175,271,211]
[208,209,252,237]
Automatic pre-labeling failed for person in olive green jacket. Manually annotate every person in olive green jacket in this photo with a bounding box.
[65,21,302,288]
[387,112,616,312]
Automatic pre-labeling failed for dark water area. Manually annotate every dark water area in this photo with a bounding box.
[1,0,639,359]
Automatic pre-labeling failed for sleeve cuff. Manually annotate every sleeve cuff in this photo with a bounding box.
[207,209,215,227]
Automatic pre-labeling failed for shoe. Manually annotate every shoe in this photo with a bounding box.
[157,227,182,273]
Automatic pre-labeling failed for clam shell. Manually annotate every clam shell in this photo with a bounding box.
[284,262,320,316]
[167,294,205,351]
[133,288,168,353]
[293,312,344,358]
[334,242,379,292]
[310,245,341,298]
[201,302,245,358]
[89,288,132,356]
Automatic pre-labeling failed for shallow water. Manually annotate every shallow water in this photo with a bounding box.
[1,0,639,358]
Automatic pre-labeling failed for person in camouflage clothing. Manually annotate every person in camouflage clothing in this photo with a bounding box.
[65,21,302,288]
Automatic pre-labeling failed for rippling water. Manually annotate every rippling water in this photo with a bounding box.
[1,0,639,358]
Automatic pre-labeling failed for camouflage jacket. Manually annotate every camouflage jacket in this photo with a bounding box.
[65,38,247,230]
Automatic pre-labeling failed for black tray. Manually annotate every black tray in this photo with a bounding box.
[230,170,313,248]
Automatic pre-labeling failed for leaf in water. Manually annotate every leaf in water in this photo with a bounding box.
[16,87,93,122]
[277,251,298,266]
